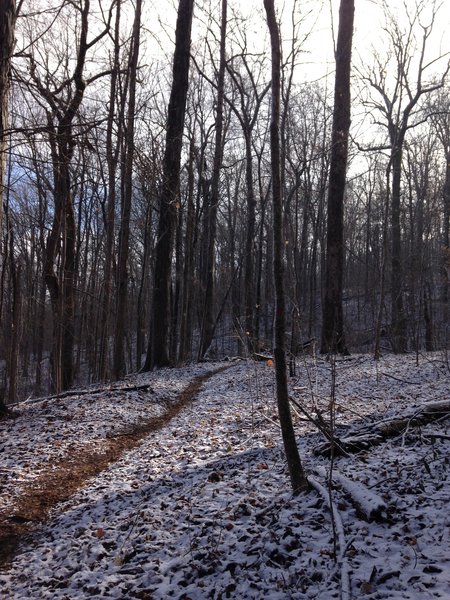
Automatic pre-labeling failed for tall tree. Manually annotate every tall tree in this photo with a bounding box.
[0,0,18,234]
[26,0,113,391]
[264,0,308,494]
[360,1,449,353]
[430,89,450,330]
[0,0,18,413]
[198,0,227,359]
[225,56,270,353]
[144,0,195,369]
[320,0,355,355]
[113,0,142,379]
[98,0,124,381]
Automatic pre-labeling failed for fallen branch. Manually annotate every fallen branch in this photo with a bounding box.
[8,382,158,408]
[315,466,387,522]
[314,400,450,456]
[289,396,351,457]
[308,476,351,600]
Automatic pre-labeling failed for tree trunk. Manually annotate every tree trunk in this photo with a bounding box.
[390,144,407,353]
[423,280,433,352]
[99,0,123,381]
[264,0,308,495]
[0,0,16,414]
[243,132,257,353]
[0,0,16,235]
[170,202,183,362]
[113,0,142,379]
[178,139,196,363]
[320,0,354,355]
[442,149,450,327]
[198,0,227,360]
[144,0,194,370]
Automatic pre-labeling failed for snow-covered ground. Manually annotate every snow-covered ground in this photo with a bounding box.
[0,353,449,599]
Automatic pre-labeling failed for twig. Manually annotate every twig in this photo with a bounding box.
[290,396,351,457]
[308,476,351,600]
[380,372,418,385]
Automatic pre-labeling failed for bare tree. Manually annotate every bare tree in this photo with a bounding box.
[429,88,450,332]
[225,53,270,353]
[98,0,124,381]
[198,0,228,360]
[264,0,308,494]
[113,0,142,379]
[0,0,19,413]
[320,0,355,355]
[24,0,113,391]
[0,0,18,233]
[144,0,195,369]
[359,0,449,353]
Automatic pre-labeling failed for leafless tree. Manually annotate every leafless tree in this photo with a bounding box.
[264,0,308,494]
[358,0,449,352]
[144,0,195,369]
[320,0,355,355]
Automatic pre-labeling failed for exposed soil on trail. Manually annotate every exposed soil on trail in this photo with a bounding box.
[0,365,230,570]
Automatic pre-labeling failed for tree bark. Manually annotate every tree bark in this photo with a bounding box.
[442,147,450,326]
[32,0,105,392]
[198,0,227,360]
[99,0,123,381]
[113,0,142,379]
[320,0,354,355]
[264,0,308,494]
[178,138,196,363]
[390,142,407,353]
[144,0,194,370]
[0,0,16,234]
[0,0,17,414]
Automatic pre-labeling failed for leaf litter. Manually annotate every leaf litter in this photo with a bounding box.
[0,352,449,599]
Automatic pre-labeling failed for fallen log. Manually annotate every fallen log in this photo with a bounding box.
[8,382,157,408]
[315,466,387,522]
[314,400,450,457]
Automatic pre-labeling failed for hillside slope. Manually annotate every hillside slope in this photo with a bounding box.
[0,353,449,599]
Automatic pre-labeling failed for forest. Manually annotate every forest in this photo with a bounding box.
[0,0,449,405]
[1,2,449,597]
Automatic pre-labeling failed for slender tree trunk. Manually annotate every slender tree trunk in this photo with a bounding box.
[99,0,123,381]
[178,139,196,363]
[390,144,407,353]
[198,0,227,359]
[244,132,257,352]
[442,150,450,327]
[374,166,391,360]
[320,0,354,355]
[171,203,183,362]
[0,0,16,235]
[0,0,16,414]
[61,173,77,390]
[144,0,194,370]
[44,130,63,393]
[34,277,46,395]
[113,0,142,379]
[136,201,152,370]
[264,0,308,495]
[424,280,433,352]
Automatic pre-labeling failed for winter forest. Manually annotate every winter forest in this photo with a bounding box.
[1,0,450,598]
[0,0,448,405]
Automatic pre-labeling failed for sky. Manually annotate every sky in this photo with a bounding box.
[142,0,449,88]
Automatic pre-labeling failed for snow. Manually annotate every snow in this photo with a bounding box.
[0,352,449,599]
[314,466,387,521]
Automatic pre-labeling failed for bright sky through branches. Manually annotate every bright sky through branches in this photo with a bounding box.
[144,0,449,87]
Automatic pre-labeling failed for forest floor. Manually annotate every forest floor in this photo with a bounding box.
[0,352,449,599]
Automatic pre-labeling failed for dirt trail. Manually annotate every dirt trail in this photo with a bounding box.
[0,365,230,569]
